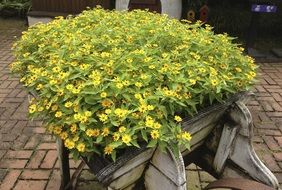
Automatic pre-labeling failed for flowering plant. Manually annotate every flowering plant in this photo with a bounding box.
[10,8,257,161]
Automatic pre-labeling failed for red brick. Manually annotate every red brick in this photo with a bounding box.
[11,135,29,150]
[26,151,46,169]
[254,122,277,129]
[37,143,57,150]
[267,88,282,93]
[0,81,12,88]
[257,96,275,101]
[261,154,280,172]
[258,129,281,136]
[267,112,282,117]
[14,180,47,190]
[258,112,271,122]
[32,127,46,134]
[0,170,21,190]
[5,150,32,159]
[0,150,6,160]
[272,93,282,102]
[0,159,27,169]
[273,153,282,162]
[24,135,40,149]
[264,77,277,85]
[40,150,57,169]
[20,170,51,180]
[7,81,19,89]
[264,85,281,89]
[262,136,280,151]
[256,85,267,92]
[274,136,282,146]
[46,170,61,190]
[260,101,273,112]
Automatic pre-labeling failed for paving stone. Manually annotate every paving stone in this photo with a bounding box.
[79,169,96,181]
[0,169,7,182]
[0,159,28,169]
[26,150,46,169]
[199,171,216,182]
[45,170,61,190]
[40,150,57,169]
[76,181,106,190]
[0,170,21,190]
[20,170,51,180]
[13,180,47,190]
[186,170,201,190]
[5,150,33,159]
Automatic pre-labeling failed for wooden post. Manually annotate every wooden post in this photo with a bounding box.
[56,139,71,190]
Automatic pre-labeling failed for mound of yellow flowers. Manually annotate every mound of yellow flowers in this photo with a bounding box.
[10,8,257,160]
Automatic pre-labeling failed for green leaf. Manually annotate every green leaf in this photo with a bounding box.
[79,123,87,131]
[111,150,117,162]
[131,140,140,148]
[96,136,103,143]
[147,139,158,148]
[141,129,148,142]
[84,96,98,105]
[110,141,123,148]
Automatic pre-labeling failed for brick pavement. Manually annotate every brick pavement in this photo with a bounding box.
[0,26,282,189]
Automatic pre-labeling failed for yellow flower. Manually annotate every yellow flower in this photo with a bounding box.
[235,67,242,72]
[119,126,126,133]
[77,143,86,152]
[92,129,100,137]
[174,115,182,122]
[105,109,112,114]
[60,132,68,140]
[70,124,77,133]
[104,145,113,155]
[29,104,37,113]
[211,79,218,86]
[65,102,73,108]
[122,134,131,144]
[145,116,154,128]
[51,105,58,111]
[55,111,62,118]
[135,82,142,88]
[53,126,62,135]
[64,139,75,149]
[153,122,161,129]
[86,129,94,137]
[134,94,142,100]
[138,104,147,113]
[85,111,92,117]
[36,84,43,90]
[116,83,123,89]
[150,130,160,139]
[101,99,112,107]
[114,108,128,118]
[189,79,196,85]
[249,71,256,77]
[181,132,192,141]
[100,92,107,98]
[147,105,154,111]
[113,132,120,141]
[102,127,109,137]
[98,114,108,122]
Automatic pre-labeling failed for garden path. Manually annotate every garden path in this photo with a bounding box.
[0,24,281,190]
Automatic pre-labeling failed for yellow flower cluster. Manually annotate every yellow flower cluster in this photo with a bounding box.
[11,8,257,160]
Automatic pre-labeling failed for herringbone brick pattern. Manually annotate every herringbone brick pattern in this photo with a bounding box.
[0,26,281,190]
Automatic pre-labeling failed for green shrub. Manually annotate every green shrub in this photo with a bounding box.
[11,8,257,160]
[0,0,31,16]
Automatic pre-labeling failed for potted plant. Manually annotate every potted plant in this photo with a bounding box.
[11,8,271,190]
